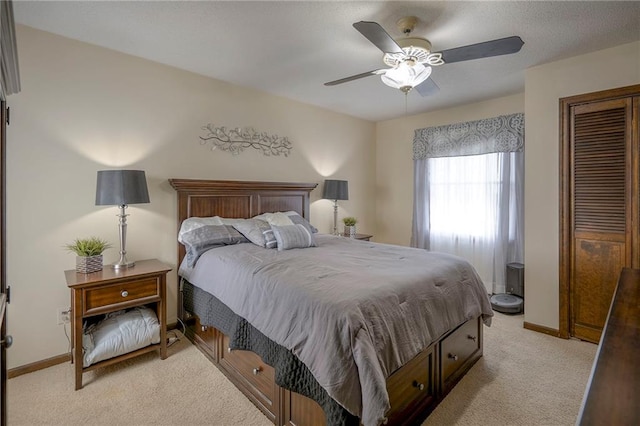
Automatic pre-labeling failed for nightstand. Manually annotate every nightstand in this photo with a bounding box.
[64,259,172,390]
[342,233,373,241]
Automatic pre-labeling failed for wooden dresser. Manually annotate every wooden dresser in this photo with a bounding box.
[577,267,640,425]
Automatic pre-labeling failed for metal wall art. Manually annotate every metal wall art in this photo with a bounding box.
[199,124,292,157]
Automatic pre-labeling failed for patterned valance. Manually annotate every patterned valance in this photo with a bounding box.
[413,113,524,159]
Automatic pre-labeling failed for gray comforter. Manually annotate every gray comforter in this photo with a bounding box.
[181,234,493,426]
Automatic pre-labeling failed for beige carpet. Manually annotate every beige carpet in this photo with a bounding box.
[8,313,596,425]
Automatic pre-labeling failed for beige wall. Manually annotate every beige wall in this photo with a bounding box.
[523,41,640,330]
[6,25,376,369]
[375,93,525,246]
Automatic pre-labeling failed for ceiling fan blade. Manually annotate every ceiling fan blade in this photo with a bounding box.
[415,78,440,97]
[324,69,386,86]
[438,36,524,64]
[353,21,404,54]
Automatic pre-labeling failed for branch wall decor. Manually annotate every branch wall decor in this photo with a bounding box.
[199,124,292,156]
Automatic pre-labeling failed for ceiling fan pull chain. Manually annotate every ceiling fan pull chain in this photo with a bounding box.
[404,91,408,115]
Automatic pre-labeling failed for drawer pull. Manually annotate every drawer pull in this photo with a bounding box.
[121,290,128,298]
[201,325,208,332]
[252,367,262,375]
[467,335,477,342]
[448,353,459,361]
[227,346,232,353]
[412,380,425,391]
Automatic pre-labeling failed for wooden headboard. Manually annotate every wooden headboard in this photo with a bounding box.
[169,179,318,265]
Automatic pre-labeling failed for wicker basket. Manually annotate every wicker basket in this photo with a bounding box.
[76,255,103,274]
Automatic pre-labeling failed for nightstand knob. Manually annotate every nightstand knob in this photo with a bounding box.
[201,325,208,332]
[1,335,12,349]
[121,290,129,298]
[252,367,262,375]
[412,380,425,391]
[448,353,459,361]
[227,346,232,353]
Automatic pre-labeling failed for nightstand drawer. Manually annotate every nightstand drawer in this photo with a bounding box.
[84,277,160,315]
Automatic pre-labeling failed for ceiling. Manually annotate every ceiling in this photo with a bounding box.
[12,1,640,122]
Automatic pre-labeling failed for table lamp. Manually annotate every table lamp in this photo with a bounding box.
[95,170,150,269]
[322,179,348,235]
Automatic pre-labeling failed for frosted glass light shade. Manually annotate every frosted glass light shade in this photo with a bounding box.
[381,62,432,93]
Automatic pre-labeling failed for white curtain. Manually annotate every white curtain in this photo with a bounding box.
[411,114,524,295]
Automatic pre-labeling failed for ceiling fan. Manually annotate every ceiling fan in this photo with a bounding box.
[325,17,524,96]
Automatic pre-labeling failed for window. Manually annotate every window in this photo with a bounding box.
[411,113,524,294]
[429,153,502,239]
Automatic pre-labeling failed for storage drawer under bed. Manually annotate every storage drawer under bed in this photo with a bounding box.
[440,317,482,393]
[220,334,278,421]
[385,343,437,425]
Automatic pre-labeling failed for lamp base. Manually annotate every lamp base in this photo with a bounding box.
[110,260,135,269]
[332,200,339,236]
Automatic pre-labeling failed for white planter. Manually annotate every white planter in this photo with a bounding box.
[344,225,356,237]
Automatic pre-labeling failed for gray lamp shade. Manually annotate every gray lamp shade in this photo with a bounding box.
[95,170,150,206]
[322,179,349,201]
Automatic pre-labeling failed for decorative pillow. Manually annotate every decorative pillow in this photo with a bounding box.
[253,211,318,234]
[271,224,317,251]
[181,224,248,267]
[232,219,277,249]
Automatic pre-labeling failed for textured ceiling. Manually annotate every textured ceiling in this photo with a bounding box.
[13,1,640,122]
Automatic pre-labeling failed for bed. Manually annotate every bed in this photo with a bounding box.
[170,178,493,426]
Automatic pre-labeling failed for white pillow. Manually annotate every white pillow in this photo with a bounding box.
[254,211,318,234]
[253,212,294,226]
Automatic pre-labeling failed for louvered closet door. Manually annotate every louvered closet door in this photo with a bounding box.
[570,98,635,343]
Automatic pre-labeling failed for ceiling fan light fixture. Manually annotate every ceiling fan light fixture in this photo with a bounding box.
[381,61,432,93]
[383,38,444,68]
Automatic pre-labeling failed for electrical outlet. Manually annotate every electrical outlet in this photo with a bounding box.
[57,307,70,325]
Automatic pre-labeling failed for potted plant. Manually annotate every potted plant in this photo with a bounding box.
[65,237,112,273]
[342,217,357,237]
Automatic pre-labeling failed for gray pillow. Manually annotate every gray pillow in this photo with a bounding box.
[181,224,248,267]
[288,213,319,234]
[271,224,317,251]
[232,219,277,249]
